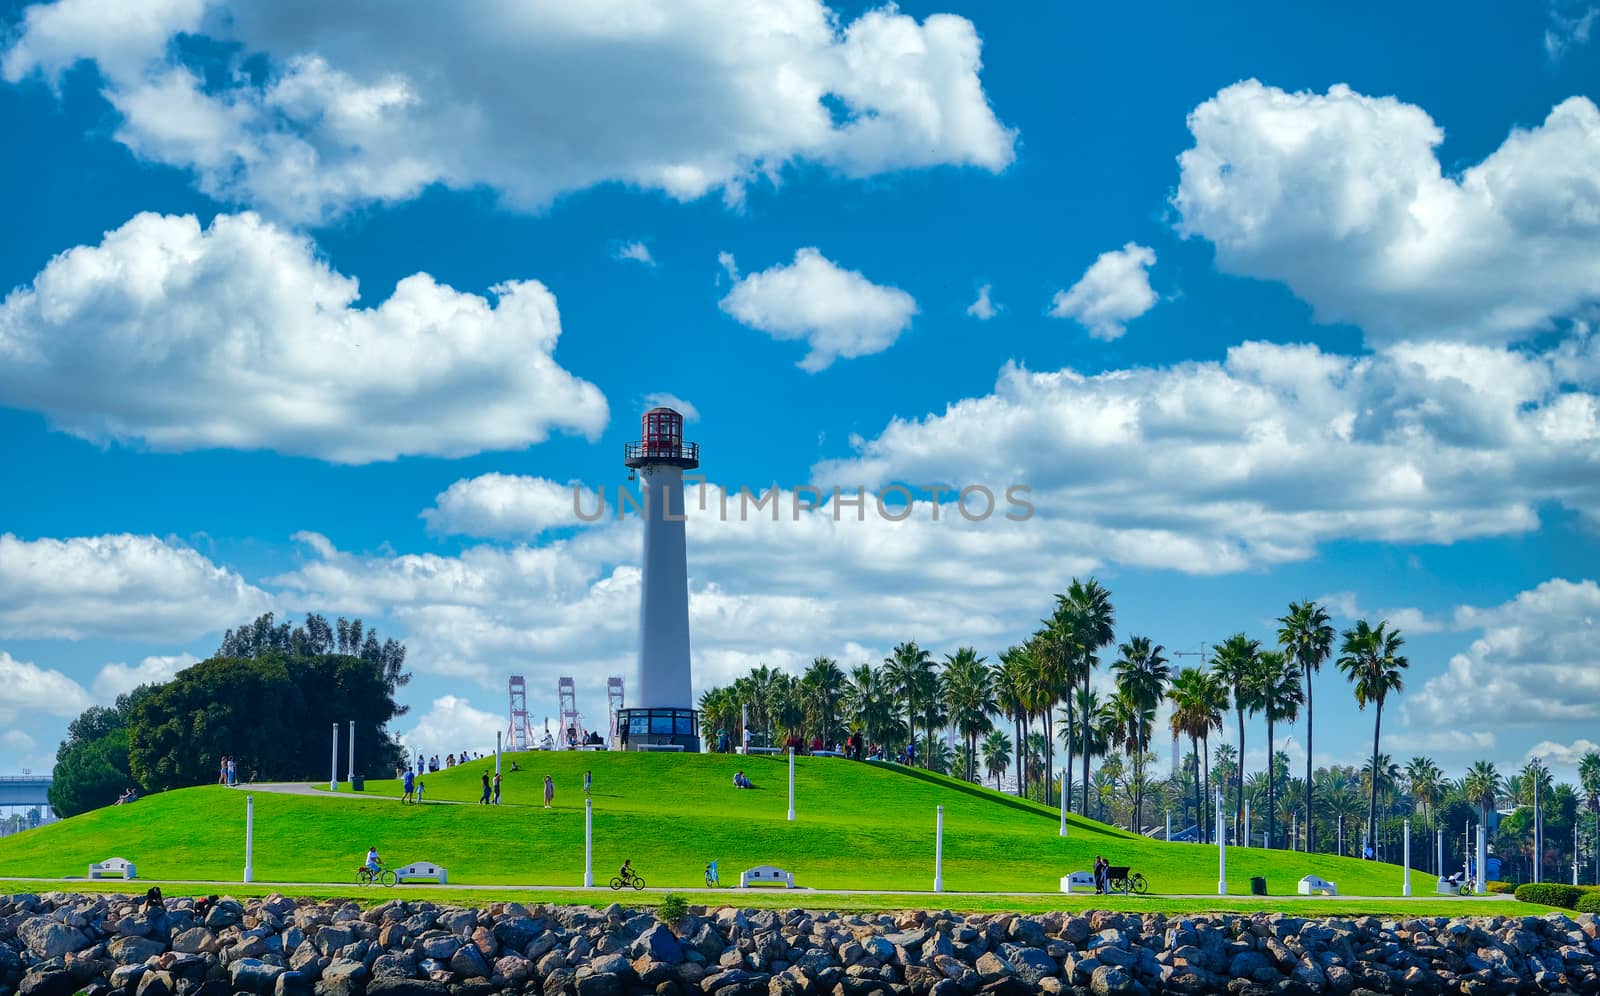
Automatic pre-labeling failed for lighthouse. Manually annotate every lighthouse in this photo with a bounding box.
[618,407,702,751]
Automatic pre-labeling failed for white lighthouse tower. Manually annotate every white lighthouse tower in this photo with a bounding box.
[618,407,701,751]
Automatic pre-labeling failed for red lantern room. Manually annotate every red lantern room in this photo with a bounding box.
[624,407,700,468]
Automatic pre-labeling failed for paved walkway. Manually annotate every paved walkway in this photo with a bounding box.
[235,783,464,805]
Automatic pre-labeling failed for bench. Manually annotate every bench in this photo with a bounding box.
[1296,875,1337,896]
[1436,877,1466,895]
[637,744,684,752]
[87,857,136,880]
[1060,871,1096,894]
[745,747,782,755]
[810,750,844,757]
[739,865,796,888]
[394,861,448,884]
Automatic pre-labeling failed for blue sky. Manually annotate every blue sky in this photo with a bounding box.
[2,1,1598,786]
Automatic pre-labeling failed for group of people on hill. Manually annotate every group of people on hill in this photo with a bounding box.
[709,729,888,761]
[112,786,139,805]
[216,757,238,786]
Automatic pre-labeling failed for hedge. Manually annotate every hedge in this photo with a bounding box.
[1515,883,1586,908]
[1579,892,1600,914]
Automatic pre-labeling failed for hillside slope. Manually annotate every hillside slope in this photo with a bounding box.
[0,752,1428,895]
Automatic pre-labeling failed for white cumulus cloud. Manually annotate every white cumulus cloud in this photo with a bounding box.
[2,0,1016,222]
[966,283,999,320]
[641,393,700,423]
[1175,81,1600,345]
[613,241,654,266]
[422,474,599,539]
[718,248,917,371]
[91,653,199,700]
[1049,242,1158,340]
[397,695,506,757]
[0,533,270,641]
[0,211,607,463]
[0,651,91,724]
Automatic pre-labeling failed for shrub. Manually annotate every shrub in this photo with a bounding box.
[658,892,689,930]
[1514,883,1586,909]
[1578,892,1600,914]
[1486,880,1517,894]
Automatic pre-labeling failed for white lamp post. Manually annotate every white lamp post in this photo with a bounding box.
[934,805,944,893]
[787,748,796,822]
[1217,790,1227,895]
[329,723,339,791]
[584,797,593,888]
[496,731,502,777]
[1402,819,1411,896]
[1475,823,1488,894]
[1059,774,1068,837]
[243,794,255,884]
[347,720,355,786]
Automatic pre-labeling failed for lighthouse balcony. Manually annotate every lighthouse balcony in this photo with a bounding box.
[618,707,701,752]
[624,440,700,468]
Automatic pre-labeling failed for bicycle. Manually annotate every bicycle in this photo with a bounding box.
[1105,866,1149,895]
[704,861,721,888]
[609,872,646,891]
[356,865,397,887]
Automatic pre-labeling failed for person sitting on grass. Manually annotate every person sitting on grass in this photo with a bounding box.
[732,770,753,789]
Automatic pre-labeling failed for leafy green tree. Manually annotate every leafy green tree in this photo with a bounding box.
[48,689,157,817]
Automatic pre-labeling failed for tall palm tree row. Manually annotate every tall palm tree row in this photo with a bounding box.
[1336,619,1409,856]
[1212,633,1262,845]
[1059,578,1116,816]
[1278,600,1334,851]
[1112,635,1170,833]
[1256,649,1303,849]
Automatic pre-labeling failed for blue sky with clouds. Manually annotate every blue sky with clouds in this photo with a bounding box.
[2,0,1598,785]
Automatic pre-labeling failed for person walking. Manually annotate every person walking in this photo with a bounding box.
[584,770,592,796]
[543,775,554,809]
[227,757,236,786]
[218,758,227,785]
[479,770,492,805]
[492,771,502,805]
[402,767,415,805]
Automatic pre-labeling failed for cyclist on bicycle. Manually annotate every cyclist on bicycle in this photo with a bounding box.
[364,846,382,876]
[618,859,635,886]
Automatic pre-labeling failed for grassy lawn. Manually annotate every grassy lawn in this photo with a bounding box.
[0,751,1438,898]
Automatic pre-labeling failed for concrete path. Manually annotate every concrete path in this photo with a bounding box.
[233,783,464,805]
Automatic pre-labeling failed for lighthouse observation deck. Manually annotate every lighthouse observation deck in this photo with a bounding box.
[624,406,700,469]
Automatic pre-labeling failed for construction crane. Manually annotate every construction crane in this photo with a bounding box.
[607,676,625,749]
[506,676,534,750]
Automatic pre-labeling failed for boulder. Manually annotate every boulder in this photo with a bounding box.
[634,925,684,966]
[108,936,166,964]
[365,980,449,996]
[18,919,89,960]
[229,958,287,995]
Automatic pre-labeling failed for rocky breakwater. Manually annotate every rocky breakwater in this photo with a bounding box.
[3,893,1600,996]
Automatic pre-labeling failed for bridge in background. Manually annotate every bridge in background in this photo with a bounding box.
[0,776,52,807]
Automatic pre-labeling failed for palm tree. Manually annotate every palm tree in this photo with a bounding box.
[1212,633,1261,845]
[1257,649,1303,848]
[799,657,846,745]
[938,648,995,782]
[842,662,895,750]
[884,642,934,766]
[1581,751,1600,883]
[1337,619,1408,857]
[1278,600,1334,851]
[1030,623,1072,808]
[994,648,1031,797]
[1405,756,1444,829]
[1113,635,1170,833]
[981,729,1013,790]
[1463,760,1503,826]
[1059,578,1115,816]
[1167,667,1214,842]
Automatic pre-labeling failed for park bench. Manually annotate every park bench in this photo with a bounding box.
[1297,874,1337,896]
[87,857,136,880]
[393,861,448,884]
[1059,870,1096,894]
[745,746,781,755]
[637,744,684,752]
[1436,876,1468,895]
[810,750,844,757]
[739,865,796,888]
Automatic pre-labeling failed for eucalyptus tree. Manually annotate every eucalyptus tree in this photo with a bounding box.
[1337,619,1409,855]
[1257,649,1304,848]
[1278,600,1334,850]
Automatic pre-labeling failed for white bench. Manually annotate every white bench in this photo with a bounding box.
[394,861,448,884]
[739,865,796,888]
[637,744,684,752]
[811,750,844,757]
[1296,875,1337,896]
[745,747,782,755]
[88,857,136,880]
[1436,877,1466,895]
[1060,871,1096,894]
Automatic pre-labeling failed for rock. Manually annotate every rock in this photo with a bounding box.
[134,970,174,996]
[170,928,215,956]
[575,970,624,996]
[274,971,313,996]
[1007,948,1058,986]
[111,963,150,990]
[315,927,358,957]
[493,954,532,986]
[634,925,684,966]
[108,935,167,964]
[371,953,418,979]
[202,902,242,930]
[490,918,542,953]
[448,942,490,979]
[415,933,460,961]
[365,980,450,996]
[974,953,1016,984]
[1088,965,1144,996]
[230,958,287,995]
[19,968,81,996]
[18,919,89,960]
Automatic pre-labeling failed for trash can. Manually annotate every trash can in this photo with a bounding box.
[351,774,365,792]
[1250,876,1267,896]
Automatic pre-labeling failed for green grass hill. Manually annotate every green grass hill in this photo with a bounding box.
[0,751,1431,896]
